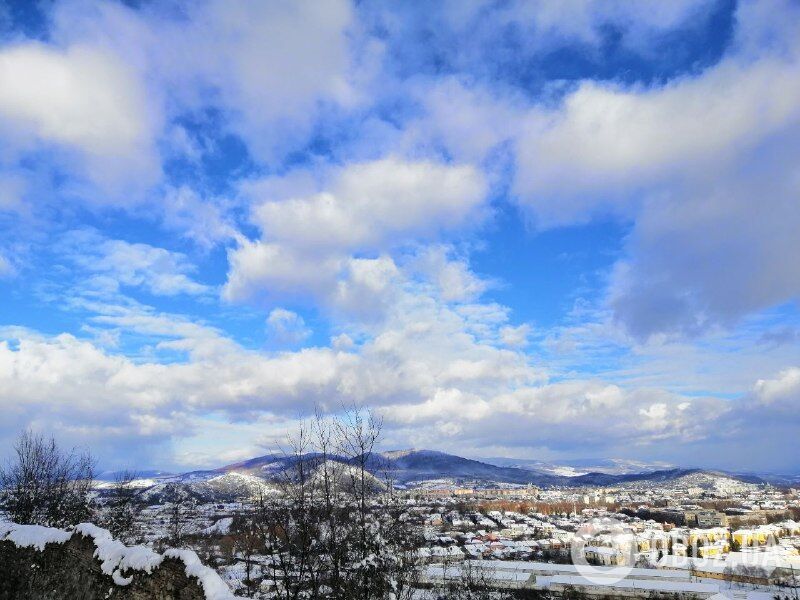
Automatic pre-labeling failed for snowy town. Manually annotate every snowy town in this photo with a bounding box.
[3,430,800,598]
[68,468,800,599]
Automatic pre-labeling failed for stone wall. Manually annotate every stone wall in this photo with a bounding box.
[0,527,221,600]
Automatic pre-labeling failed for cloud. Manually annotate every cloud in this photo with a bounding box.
[0,0,356,218]
[0,320,578,466]
[750,367,800,413]
[0,234,540,465]
[248,158,486,253]
[58,229,210,297]
[406,245,490,303]
[0,42,157,187]
[380,377,726,457]
[704,366,800,470]
[176,0,356,162]
[266,308,311,346]
[759,327,800,348]
[376,360,790,475]
[160,186,239,249]
[360,0,718,86]
[607,152,800,338]
[0,251,12,277]
[514,51,800,225]
[506,0,800,338]
[502,0,717,47]
[398,78,525,163]
[0,331,189,466]
[224,238,344,307]
[0,324,356,462]
[50,0,355,165]
[0,171,26,212]
[223,157,487,310]
[500,324,531,347]
[1,301,797,470]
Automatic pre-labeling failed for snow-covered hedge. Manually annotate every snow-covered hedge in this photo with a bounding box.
[0,521,239,600]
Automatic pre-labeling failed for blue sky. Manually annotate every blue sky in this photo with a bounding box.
[0,0,799,473]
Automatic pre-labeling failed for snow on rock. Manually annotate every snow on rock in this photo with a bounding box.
[74,522,164,584]
[165,548,238,600]
[0,522,72,551]
[1,521,240,599]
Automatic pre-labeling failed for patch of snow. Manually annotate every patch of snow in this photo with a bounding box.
[549,467,589,477]
[208,472,259,485]
[96,478,161,490]
[203,517,233,535]
[0,523,72,551]
[165,548,238,600]
[3,521,239,599]
[74,522,164,576]
[112,570,134,586]
[381,449,419,459]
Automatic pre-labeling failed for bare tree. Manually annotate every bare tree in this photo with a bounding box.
[166,495,197,547]
[103,469,142,543]
[431,561,521,600]
[723,565,735,589]
[314,409,348,599]
[254,407,421,600]
[738,565,768,589]
[335,405,383,600]
[230,508,265,598]
[0,430,95,528]
[260,421,325,600]
[773,564,800,599]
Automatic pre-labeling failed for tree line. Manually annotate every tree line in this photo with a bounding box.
[0,429,141,541]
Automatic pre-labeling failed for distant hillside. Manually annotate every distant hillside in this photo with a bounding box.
[116,448,769,503]
[138,471,276,504]
[484,457,675,477]
[201,449,768,489]
[371,449,554,486]
[367,450,764,489]
[95,469,175,481]
[211,449,546,486]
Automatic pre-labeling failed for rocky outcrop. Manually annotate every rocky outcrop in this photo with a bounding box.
[0,522,237,600]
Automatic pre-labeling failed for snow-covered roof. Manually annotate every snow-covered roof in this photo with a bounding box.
[656,552,799,577]
[548,574,719,594]
[584,546,622,556]
[467,559,690,579]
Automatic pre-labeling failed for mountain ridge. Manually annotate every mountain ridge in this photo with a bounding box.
[109,449,782,502]
[206,449,767,488]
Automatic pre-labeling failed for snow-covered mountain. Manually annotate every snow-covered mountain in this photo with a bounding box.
[370,450,764,488]
[138,471,277,504]
[370,449,547,486]
[95,469,176,481]
[112,449,773,504]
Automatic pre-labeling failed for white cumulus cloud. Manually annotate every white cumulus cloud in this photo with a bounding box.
[224,158,487,311]
[0,42,157,187]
